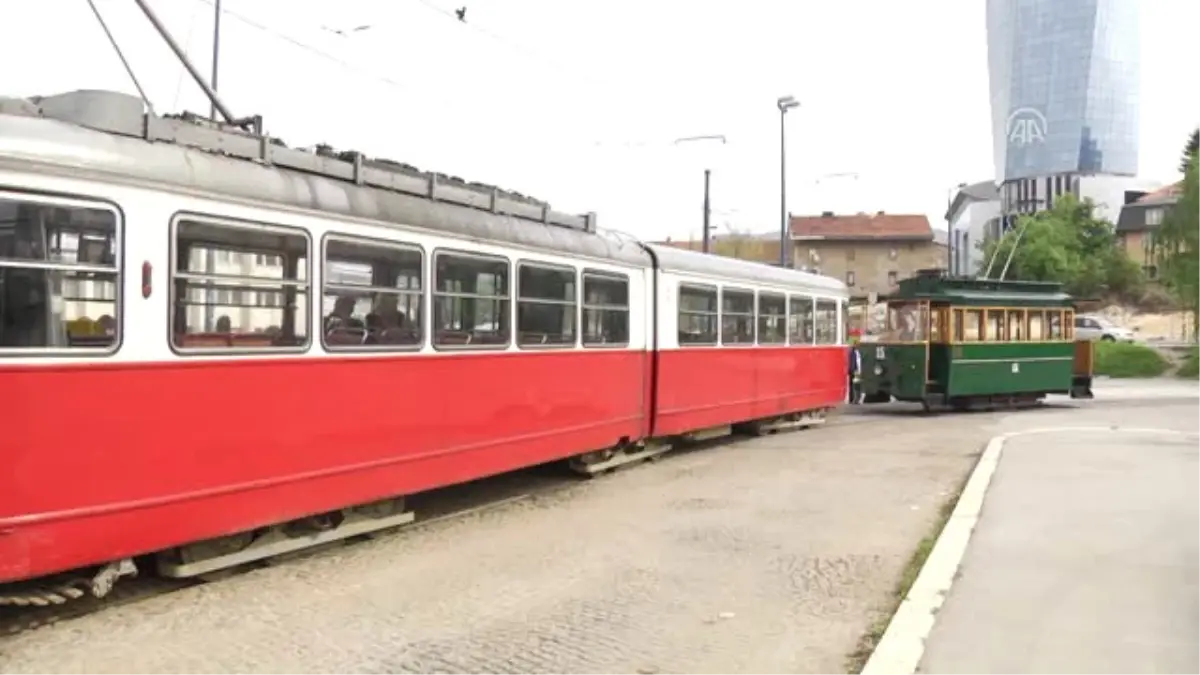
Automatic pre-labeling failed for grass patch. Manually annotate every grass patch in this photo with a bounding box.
[844,478,966,674]
[1177,347,1199,379]
[1093,341,1169,378]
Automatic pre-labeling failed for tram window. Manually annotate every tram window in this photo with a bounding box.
[984,310,1006,341]
[788,295,814,344]
[1007,310,1025,341]
[678,283,718,345]
[517,262,576,347]
[841,299,851,344]
[757,292,787,345]
[930,307,949,343]
[433,252,509,347]
[582,271,629,346]
[1027,310,1046,340]
[815,299,839,344]
[721,288,755,345]
[171,218,310,351]
[1063,310,1075,339]
[322,236,423,350]
[0,195,120,352]
[960,309,983,341]
[883,302,925,342]
[1047,311,1063,339]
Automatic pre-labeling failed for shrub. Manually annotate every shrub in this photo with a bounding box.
[1093,341,1169,378]
[1177,347,1199,379]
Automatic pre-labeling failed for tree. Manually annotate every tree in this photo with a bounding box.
[1182,128,1199,174]
[712,229,771,262]
[978,194,1143,300]
[1156,133,1199,337]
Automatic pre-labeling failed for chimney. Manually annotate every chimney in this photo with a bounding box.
[821,210,834,217]
[876,210,885,215]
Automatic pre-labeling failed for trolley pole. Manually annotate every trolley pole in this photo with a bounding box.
[204,0,221,330]
[210,0,221,122]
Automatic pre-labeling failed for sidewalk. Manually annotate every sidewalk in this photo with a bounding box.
[919,428,1199,674]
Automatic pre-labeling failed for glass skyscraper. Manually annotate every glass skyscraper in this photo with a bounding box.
[987,0,1140,211]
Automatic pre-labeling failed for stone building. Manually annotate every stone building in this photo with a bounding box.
[789,211,946,300]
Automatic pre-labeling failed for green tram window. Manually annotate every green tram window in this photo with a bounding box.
[1007,309,1025,341]
[1027,310,1045,340]
[883,302,928,342]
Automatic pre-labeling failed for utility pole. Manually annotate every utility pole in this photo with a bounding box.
[777,96,800,267]
[702,169,712,254]
[674,135,727,254]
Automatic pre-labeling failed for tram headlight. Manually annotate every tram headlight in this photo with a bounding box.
[874,364,883,376]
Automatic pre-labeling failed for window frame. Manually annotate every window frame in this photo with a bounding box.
[677,282,719,347]
[168,212,313,356]
[430,248,512,351]
[814,298,840,345]
[0,190,125,357]
[320,232,426,353]
[581,269,631,348]
[756,291,788,345]
[515,259,578,350]
[720,286,756,346]
[788,294,815,345]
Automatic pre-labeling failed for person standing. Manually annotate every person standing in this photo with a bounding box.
[847,334,862,404]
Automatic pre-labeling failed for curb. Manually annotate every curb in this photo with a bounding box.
[859,434,1004,675]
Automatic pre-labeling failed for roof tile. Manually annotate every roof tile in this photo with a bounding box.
[790,212,933,240]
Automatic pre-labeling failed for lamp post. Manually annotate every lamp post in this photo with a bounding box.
[777,95,800,267]
[674,135,728,254]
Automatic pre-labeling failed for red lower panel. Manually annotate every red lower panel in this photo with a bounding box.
[653,346,847,436]
[0,350,647,582]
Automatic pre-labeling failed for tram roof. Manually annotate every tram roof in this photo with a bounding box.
[0,90,651,268]
[883,270,1073,306]
[645,243,848,296]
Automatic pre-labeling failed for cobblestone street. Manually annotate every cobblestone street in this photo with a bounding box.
[0,393,1187,674]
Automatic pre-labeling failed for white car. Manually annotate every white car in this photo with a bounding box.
[1074,315,1135,342]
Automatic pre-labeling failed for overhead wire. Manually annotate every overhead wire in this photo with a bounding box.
[190,0,692,151]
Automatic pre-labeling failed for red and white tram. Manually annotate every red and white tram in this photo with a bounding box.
[0,91,848,603]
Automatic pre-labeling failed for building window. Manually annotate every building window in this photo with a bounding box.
[846,270,856,287]
[846,248,856,261]
[1145,208,1164,226]
[887,271,898,286]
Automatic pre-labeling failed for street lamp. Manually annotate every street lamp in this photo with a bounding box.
[674,134,728,254]
[777,95,800,267]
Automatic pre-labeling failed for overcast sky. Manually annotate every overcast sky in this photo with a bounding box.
[3,0,1196,243]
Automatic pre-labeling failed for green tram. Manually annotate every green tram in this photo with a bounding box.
[859,270,1095,410]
